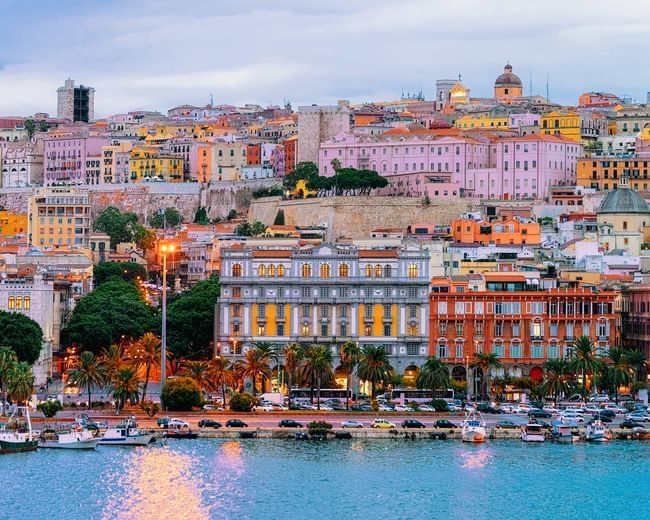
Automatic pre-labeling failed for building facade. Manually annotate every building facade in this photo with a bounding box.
[28,187,92,247]
[1,142,43,187]
[577,157,650,192]
[297,101,350,164]
[43,134,107,185]
[56,78,95,123]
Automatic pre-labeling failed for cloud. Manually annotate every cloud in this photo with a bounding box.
[0,0,649,117]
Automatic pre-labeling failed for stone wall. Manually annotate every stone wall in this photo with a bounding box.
[249,196,474,240]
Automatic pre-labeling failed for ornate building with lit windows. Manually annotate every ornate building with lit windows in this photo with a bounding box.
[217,242,430,378]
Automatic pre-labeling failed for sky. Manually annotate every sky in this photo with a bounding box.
[0,0,649,118]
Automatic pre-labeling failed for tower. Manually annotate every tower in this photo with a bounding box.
[297,100,350,165]
[494,64,523,100]
[57,78,95,122]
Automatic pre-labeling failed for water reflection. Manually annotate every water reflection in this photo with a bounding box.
[102,446,208,520]
[460,448,492,469]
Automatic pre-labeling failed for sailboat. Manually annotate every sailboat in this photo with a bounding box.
[0,406,38,454]
[461,410,487,443]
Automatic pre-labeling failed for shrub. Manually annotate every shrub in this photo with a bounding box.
[371,399,379,412]
[430,399,449,412]
[141,400,160,417]
[308,421,333,436]
[229,392,256,412]
[37,400,63,418]
[160,377,202,411]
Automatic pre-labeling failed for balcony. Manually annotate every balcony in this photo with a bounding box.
[530,335,543,341]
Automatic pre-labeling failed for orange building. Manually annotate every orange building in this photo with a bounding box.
[283,136,297,174]
[0,211,27,238]
[577,157,650,192]
[247,143,261,165]
[197,143,212,183]
[429,274,619,396]
[451,217,540,245]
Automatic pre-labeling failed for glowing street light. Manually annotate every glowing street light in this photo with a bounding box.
[160,243,175,384]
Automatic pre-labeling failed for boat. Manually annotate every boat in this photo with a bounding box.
[585,419,609,443]
[38,426,100,449]
[0,406,38,454]
[461,410,487,443]
[164,422,198,440]
[520,420,545,443]
[551,423,580,443]
[99,417,154,446]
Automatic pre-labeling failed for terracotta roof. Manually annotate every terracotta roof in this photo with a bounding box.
[358,250,398,258]
[251,250,292,258]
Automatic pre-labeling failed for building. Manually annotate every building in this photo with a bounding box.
[494,64,523,100]
[212,140,248,181]
[217,243,431,376]
[101,140,134,184]
[577,157,650,192]
[129,145,184,182]
[1,142,43,187]
[540,110,607,143]
[621,285,650,358]
[56,78,95,123]
[429,274,619,395]
[28,187,92,248]
[451,216,540,245]
[0,211,28,238]
[297,101,350,164]
[43,134,108,185]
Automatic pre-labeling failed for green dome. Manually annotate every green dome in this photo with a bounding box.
[598,187,650,214]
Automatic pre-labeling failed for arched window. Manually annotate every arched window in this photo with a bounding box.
[407,263,419,278]
[320,263,331,278]
[15,297,22,309]
[375,264,382,277]
[383,265,392,278]
[8,296,14,309]
[301,263,312,278]
[258,265,266,277]
[365,265,373,277]
[268,264,275,277]
[339,263,349,277]
[24,296,30,310]
[277,265,285,277]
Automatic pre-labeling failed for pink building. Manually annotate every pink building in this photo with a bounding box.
[261,143,286,177]
[375,171,461,198]
[318,133,582,200]
[43,134,108,185]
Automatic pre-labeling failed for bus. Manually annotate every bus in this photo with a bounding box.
[389,388,455,404]
[289,388,353,404]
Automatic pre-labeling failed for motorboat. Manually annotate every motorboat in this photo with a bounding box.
[461,410,487,443]
[164,422,198,440]
[0,406,38,454]
[551,423,580,443]
[39,426,99,449]
[99,417,154,446]
[520,420,545,442]
[585,420,609,443]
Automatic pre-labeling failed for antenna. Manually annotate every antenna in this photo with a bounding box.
[209,94,214,106]
[546,73,549,102]
[529,71,533,99]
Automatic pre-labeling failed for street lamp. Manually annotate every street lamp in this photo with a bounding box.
[160,243,175,385]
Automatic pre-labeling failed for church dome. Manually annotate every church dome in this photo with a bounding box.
[495,64,522,87]
[598,186,650,214]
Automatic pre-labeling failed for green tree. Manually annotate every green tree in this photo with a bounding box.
[181,360,213,395]
[130,332,161,402]
[0,346,17,415]
[417,357,451,399]
[160,376,202,411]
[107,366,142,413]
[38,120,49,132]
[94,261,147,286]
[542,358,570,404]
[7,362,34,404]
[273,210,285,225]
[283,161,319,189]
[24,119,36,140]
[568,336,601,401]
[235,348,272,397]
[194,207,208,224]
[235,220,266,237]
[132,224,156,252]
[473,352,502,399]
[229,392,255,412]
[149,207,182,228]
[624,349,646,382]
[298,345,333,410]
[602,347,630,403]
[100,343,126,385]
[38,400,63,418]
[357,345,392,398]
[340,341,361,410]
[94,206,140,248]
[211,356,235,405]
[68,351,105,409]
[252,342,279,391]
[0,311,43,364]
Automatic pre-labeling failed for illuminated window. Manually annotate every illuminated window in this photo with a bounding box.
[268,264,275,277]
[15,297,22,309]
[407,263,419,278]
[8,296,14,309]
[408,324,418,336]
[364,324,373,336]
[301,324,310,336]
[339,263,349,277]
[257,324,265,336]
[301,264,312,277]
[277,265,285,277]
[232,263,242,277]
[320,263,331,278]
[365,265,373,277]
[375,264,382,277]
[24,297,30,310]
[258,265,266,277]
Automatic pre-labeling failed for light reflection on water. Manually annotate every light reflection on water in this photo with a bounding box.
[459,447,492,469]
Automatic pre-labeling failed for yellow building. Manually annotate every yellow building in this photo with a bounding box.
[211,141,247,182]
[455,114,509,129]
[541,110,606,144]
[129,145,184,182]
[0,211,27,238]
[448,81,470,106]
[29,187,91,247]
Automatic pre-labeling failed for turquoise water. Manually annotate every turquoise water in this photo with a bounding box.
[2,439,649,519]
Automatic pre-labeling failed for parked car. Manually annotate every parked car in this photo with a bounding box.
[157,417,170,428]
[278,419,303,428]
[587,416,613,424]
[379,404,395,412]
[198,419,222,429]
[513,404,534,414]
[498,404,516,413]
[371,418,396,429]
[542,405,557,414]
[620,419,644,429]
[566,394,583,402]
[625,412,650,422]
[447,404,462,412]
[393,405,409,412]
[589,394,610,402]
[528,409,552,419]
[478,404,502,414]
[226,419,248,428]
[341,420,364,429]
[597,409,616,419]
[402,419,426,429]
[495,420,519,429]
[351,404,373,412]
[418,404,435,412]
[433,419,457,429]
[603,405,627,414]
[202,404,223,411]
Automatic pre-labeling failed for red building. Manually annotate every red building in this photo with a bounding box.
[429,274,619,396]
[247,143,261,165]
[622,285,650,358]
[283,136,297,174]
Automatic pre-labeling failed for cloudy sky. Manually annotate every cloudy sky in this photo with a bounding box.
[1,0,649,117]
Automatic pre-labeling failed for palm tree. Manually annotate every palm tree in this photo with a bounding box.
[253,342,279,392]
[340,341,361,410]
[473,352,502,399]
[298,344,333,410]
[130,332,161,402]
[282,343,302,404]
[181,360,212,395]
[568,336,601,401]
[235,348,272,397]
[542,358,570,404]
[357,345,393,398]
[624,349,646,383]
[68,351,105,409]
[100,343,126,386]
[7,362,34,405]
[603,347,630,403]
[0,347,17,415]
[107,367,142,413]
[417,357,451,399]
[210,356,235,405]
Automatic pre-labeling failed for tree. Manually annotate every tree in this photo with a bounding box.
[160,377,202,411]
[473,352,502,399]
[417,357,451,399]
[107,366,142,413]
[235,348,272,397]
[149,207,182,229]
[94,206,140,248]
[357,345,392,398]
[94,261,147,286]
[132,225,156,252]
[252,342,279,392]
[282,343,302,404]
[0,311,43,364]
[624,349,646,382]
[235,220,266,237]
[7,362,34,404]
[211,356,235,405]
[542,358,570,404]
[340,341,361,410]
[298,345,333,410]
[130,332,161,402]
[68,351,105,409]
[38,120,49,132]
[283,161,318,189]
[568,336,601,401]
[38,400,63,418]
[602,347,630,403]
[273,210,285,225]
[0,346,17,415]
[24,119,36,140]
[194,207,208,224]
[229,392,255,412]
[100,343,126,386]
[181,360,212,395]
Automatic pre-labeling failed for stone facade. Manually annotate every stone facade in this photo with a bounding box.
[297,101,350,164]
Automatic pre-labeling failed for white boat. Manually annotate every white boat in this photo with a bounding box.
[520,421,545,442]
[0,406,38,454]
[551,424,580,443]
[39,427,99,449]
[461,410,487,443]
[585,420,609,443]
[99,418,154,446]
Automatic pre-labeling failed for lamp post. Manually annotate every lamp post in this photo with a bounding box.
[160,243,175,386]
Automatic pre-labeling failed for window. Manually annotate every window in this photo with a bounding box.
[365,305,373,318]
[232,263,242,277]
[232,287,241,299]
[365,265,373,277]
[437,302,447,314]
[339,263,349,277]
[301,264,312,277]
[301,324,310,336]
[550,322,558,337]
[531,344,543,358]
[302,305,310,318]
[340,305,349,318]
[277,265,285,277]
[301,287,311,298]
[439,321,447,336]
[437,341,448,358]
[384,324,392,336]
[375,264,382,277]
[566,323,574,339]
[455,342,463,358]
[409,305,417,319]
[339,287,349,298]
[383,304,392,318]
[257,324,265,336]
[548,343,559,358]
[512,321,520,337]
[475,302,484,314]
[277,305,285,318]
[455,302,465,315]
[407,263,419,278]
[340,323,347,336]
[268,265,275,277]
[364,325,372,336]
[495,321,503,336]
[258,304,266,318]
[320,263,331,278]
[510,342,522,358]
[408,324,418,336]
[383,265,392,278]
[320,287,329,298]
[456,322,463,336]
[277,324,285,336]
[407,343,419,356]
[24,296,30,310]
[321,323,329,336]
[408,287,418,299]
[475,321,483,336]
[8,296,15,309]
[258,265,266,277]
[531,321,543,338]
[492,342,504,357]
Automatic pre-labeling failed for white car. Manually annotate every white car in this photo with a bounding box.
[447,404,462,412]
[499,404,516,413]
[604,405,627,414]
[394,405,409,412]
[542,405,557,414]
[417,404,435,412]
[168,418,190,428]
[513,404,533,414]
[341,420,364,429]
[625,412,650,422]
[560,411,585,423]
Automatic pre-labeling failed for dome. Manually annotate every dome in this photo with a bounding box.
[495,64,522,87]
[598,186,650,214]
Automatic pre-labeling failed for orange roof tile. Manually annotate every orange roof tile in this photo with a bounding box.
[358,250,398,258]
[251,250,292,258]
